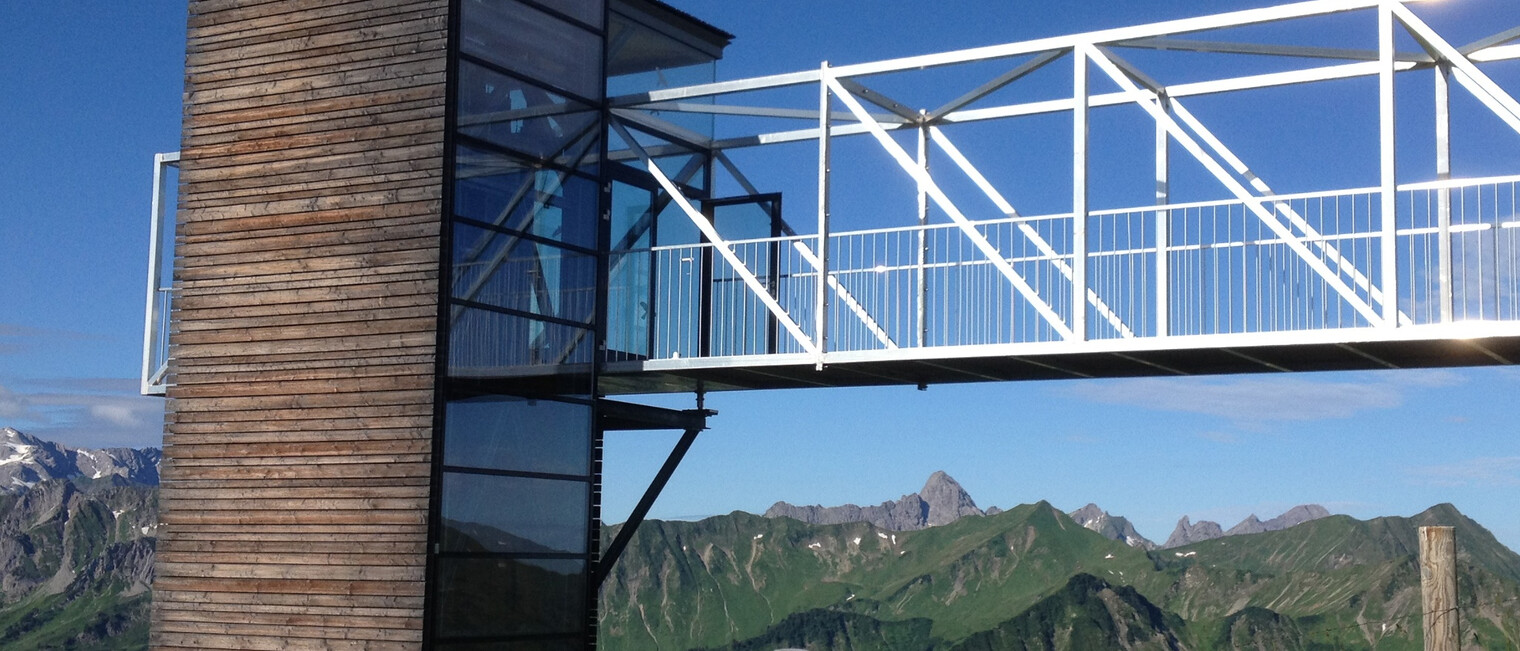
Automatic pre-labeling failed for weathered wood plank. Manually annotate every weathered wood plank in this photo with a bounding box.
[175,200,438,236]
[161,1,447,647]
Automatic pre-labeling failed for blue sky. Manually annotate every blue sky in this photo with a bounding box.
[1,0,1518,551]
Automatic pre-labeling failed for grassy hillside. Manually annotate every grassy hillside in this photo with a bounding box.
[599,503,1520,650]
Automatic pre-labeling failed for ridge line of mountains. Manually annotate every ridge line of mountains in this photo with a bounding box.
[0,428,1516,650]
[605,470,1520,650]
[763,469,1334,550]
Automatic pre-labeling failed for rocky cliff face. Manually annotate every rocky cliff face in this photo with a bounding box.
[0,428,160,492]
[1168,505,1332,548]
[1165,516,1226,548]
[1068,503,1157,550]
[0,429,160,648]
[764,471,984,531]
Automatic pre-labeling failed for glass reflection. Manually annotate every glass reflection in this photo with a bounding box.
[454,145,599,249]
[457,61,600,164]
[444,396,591,476]
[434,557,587,638]
[460,0,602,100]
[440,472,589,554]
[449,307,595,374]
[452,223,597,322]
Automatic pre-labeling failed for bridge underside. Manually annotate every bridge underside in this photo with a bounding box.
[592,328,1520,394]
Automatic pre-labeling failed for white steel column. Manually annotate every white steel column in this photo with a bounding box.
[141,152,179,394]
[1380,3,1401,327]
[1073,47,1090,342]
[1436,63,1454,323]
[1155,98,1171,337]
[916,122,930,348]
[817,63,833,366]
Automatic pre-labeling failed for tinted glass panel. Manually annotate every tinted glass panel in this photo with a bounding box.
[444,396,591,476]
[457,61,600,163]
[455,148,599,250]
[434,557,586,638]
[452,224,597,322]
[460,0,602,100]
[449,307,595,375]
[440,473,589,553]
[435,640,584,651]
[538,0,602,29]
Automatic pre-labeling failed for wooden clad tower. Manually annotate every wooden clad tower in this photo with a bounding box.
[153,0,729,647]
[155,0,448,648]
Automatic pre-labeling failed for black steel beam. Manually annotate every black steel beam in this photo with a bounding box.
[595,426,702,589]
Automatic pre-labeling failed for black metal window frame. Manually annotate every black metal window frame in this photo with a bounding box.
[427,0,611,647]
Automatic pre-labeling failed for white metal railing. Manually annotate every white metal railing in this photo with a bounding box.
[607,175,1520,361]
[141,153,179,396]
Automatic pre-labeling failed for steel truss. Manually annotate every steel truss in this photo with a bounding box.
[144,0,1520,393]
[600,0,1520,370]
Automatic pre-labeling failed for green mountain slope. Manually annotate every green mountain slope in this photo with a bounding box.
[599,503,1161,650]
[599,502,1520,651]
[947,573,1189,651]
[0,478,156,650]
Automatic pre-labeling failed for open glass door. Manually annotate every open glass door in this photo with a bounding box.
[702,194,782,356]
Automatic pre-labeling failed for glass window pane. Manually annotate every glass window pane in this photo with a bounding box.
[434,557,586,638]
[444,396,591,476]
[452,224,597,323]
[460,0,603,100]
[457,61,600,164]
[538,0,602,29]
[440,473,589,553]
[436,640,584,651]
[455,147,599,250]
[449,307,596,375]
[607,250,651,360]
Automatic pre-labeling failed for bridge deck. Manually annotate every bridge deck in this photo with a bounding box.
[598,327,1520,394]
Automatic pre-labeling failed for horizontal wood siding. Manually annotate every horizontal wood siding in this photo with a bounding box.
[154,0,447,648]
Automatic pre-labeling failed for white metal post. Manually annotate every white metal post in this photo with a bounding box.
[141,152,179,395]
[1156,97,1171,337]
[817,63,833,366]
[1436,63,1454,323]
[1380,4,1400,328]
[916,121,929,348]
[1073,47,1090,341]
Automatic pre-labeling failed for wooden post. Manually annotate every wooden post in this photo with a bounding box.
[1420,525,1458,651]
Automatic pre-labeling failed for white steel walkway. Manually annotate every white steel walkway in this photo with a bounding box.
[595,0,1520,393]
[142,0,1520,395]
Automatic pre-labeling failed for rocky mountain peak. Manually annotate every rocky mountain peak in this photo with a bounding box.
[919,471,981,526]
[1267,504,1330,529]
[1164,516,1225,548]
[764,471,984,531]
[1226,514,1267,536]
[1168,505,1334,548]
[1070,503,1105,525]
[0,428,160,492]
[1068,503,1157,550]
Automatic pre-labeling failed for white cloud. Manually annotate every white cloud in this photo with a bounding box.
[1407,457,1520,487]
[0,380,163,449]
[88,403,142,428]
[1060,369,1465,425]
[0,386,32,420]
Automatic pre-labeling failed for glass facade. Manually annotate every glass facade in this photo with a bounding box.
[433,0,607,647]
[431,1,728,647]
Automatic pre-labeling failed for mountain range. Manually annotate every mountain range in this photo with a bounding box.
[0,430,1513,650]
[604,471,1520,650]
[0,428,160,650]
[764,469,1332,552]
[763,471,986,531]
[0,428,160,492]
